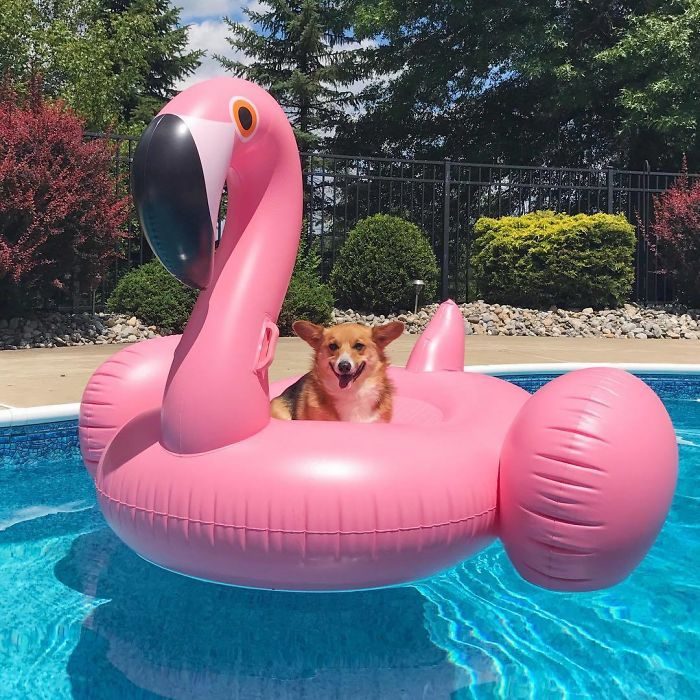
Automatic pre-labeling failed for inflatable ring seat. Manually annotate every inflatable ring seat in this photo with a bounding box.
[82,316,530,590]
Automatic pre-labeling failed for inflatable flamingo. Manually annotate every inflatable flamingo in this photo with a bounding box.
[80,77,678,592]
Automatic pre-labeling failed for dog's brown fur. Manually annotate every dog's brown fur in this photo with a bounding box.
[270,320,404,422]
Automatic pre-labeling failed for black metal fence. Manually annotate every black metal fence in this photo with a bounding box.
[82,132,142,311]
[84,133,699,309]
[304,154,699,304]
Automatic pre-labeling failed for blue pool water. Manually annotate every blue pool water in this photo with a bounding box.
[1,373,698,699]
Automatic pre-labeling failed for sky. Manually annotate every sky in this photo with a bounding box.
[174,1,264,89]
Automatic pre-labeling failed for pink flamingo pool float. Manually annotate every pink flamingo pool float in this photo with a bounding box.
[80,77,678,592]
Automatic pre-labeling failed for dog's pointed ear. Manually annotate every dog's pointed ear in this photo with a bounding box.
[293,320,325,347]
[372,320,404,348]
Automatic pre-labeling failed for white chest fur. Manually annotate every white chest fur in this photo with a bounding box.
[333,382,383,423]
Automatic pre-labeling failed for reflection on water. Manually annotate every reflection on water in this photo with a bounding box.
[55,528,469,699]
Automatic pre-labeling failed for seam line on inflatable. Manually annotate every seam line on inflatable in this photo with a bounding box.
[96,486,496,534]
[521,562,592,584]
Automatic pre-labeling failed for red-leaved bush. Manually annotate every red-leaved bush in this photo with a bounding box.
[651,157,700,307]
[0,76,128,314]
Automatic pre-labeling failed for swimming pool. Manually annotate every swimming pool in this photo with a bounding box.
[1,370,698,699]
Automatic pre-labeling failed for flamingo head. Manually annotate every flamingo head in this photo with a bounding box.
[131,77,297,289]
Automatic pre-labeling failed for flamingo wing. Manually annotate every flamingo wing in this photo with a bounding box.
[79,335,181,475]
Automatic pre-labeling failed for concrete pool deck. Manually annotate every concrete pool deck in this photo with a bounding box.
[1,335,699,408]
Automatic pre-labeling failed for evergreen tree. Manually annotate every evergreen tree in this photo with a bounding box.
[96,0,202,126]
[217,0,364,149]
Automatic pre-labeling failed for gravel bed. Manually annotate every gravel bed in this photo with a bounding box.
[1,302,698,350]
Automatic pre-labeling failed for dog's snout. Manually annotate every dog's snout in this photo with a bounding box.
[337,360,352,374]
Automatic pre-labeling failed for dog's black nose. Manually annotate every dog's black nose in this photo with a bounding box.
[337,360,352,374]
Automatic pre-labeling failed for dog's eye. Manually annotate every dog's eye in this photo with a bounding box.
[353,343,365,351]
[328,343,339,352]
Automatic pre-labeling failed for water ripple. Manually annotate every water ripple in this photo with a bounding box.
[1,390,699,699]
[413,409,700,699]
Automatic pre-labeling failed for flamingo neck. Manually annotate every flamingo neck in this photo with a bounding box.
[161,146,302,454]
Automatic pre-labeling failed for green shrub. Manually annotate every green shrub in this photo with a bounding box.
[107,261,198,332]
[278,239,334,335]
[471,211,636,308]
[330,214,439,313]
[107,241,333,336]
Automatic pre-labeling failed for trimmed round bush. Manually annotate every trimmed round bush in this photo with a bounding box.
[472,211,636,309]
[330,214,439,313]
[107,261,198,332]
[278,240,334,335]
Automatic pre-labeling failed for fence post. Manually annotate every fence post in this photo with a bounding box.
[607,167,615,213]
[642,160,651,305]
[442,159,451,300]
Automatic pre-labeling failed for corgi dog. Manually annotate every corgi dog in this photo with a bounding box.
[270,320,405,423]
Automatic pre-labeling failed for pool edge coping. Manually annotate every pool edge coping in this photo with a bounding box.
[2,362,700,427]
[0,402,81,428]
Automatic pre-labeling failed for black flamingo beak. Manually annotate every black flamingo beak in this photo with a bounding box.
[131,114,215,289]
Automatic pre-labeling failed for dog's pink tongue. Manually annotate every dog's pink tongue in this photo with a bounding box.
[339,374,352,389]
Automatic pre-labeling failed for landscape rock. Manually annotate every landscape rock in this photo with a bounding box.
[331,301,700,344]
[1,301,699,350]
[0,312,170,350]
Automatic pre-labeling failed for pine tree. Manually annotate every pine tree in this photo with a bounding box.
[96,0,203,126]
[217,0,363,150]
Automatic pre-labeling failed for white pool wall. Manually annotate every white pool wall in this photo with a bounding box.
[2,363,699,426]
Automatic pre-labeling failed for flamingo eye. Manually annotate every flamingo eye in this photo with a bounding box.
[231,98,258,139]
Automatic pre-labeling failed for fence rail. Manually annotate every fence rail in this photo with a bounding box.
[82,133,699,310]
